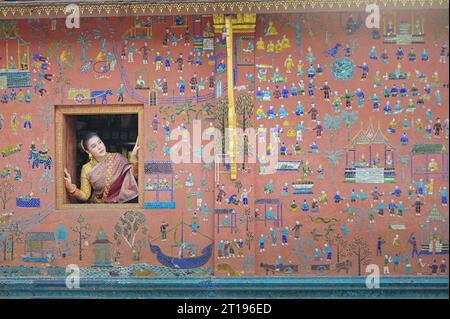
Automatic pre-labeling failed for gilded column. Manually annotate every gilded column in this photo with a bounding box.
[225,15,237,180]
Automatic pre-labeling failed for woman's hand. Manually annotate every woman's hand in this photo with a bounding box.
[130,136,140,162]
[63,168,73,191]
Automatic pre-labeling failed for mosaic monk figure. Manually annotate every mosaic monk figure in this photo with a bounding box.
[64,132,139,203]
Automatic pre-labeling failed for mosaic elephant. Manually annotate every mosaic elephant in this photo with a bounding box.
[28,150,52,170]
[90,89,113,104]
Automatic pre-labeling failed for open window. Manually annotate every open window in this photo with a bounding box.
[55,105,144,210]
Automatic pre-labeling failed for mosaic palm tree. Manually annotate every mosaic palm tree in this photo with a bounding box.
[341,110,358,142]
[195,102,214,122]
[396,155,410,183]
[324,148,344,184]
[201,162,213,191]
[77,31,93,63]
[323,113,341,147]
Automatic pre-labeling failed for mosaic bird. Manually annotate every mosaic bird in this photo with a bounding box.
[322,43,342,57]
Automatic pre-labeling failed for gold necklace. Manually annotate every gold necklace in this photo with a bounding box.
[99,153,113,202]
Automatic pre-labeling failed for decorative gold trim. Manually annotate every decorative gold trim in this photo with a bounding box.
[55,104,144,211]
[213,14,256,34]
[0,1,448,19]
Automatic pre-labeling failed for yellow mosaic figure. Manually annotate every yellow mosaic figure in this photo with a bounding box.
[10,113,17,133]
[414,19,423,35]
[428,178,434,195]
[389,118,397,131]
[275,40,283,54]
[359,154,367,166]
[428,158,438,172]
[17,90,24,102]
[281,35,290,48]
[373,71,381,87]
[203,21,214,37]
[266,40,275,53]
[416,118,423,131]
[95,51,105,62]
[256,105,265,119]
[256,37,265,50]
[265,21,278,36]
[284,55,294,73]
[297,59,304,76]
[373,152,381,168]
[333,93,342,112]
[319,191,328,205]
[432,72,439,85]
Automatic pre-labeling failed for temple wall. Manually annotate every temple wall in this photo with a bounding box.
[0,10,448,280]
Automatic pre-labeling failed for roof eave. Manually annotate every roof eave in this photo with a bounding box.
[1,1,449,19]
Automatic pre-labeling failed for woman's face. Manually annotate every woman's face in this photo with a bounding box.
[87,136,106,159]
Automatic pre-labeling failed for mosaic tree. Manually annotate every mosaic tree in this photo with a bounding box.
[323,113,341,147]
[242,207,254,232]
[38,170,54,195]
[159,102,198,125]
[45,35,76,103]
[147,140,157,160]
[45,37,76,76]
[245,231,254,251]
[235,180,243,194]
[215,96,229,156]
[396,155,410,183]
[37,100,54,132]
[176,101,198,125]
[113,211,148,262]
[341,110,358,143]
[27,19,50,51]
[195,102,214,122]
[0,181,16,210]
[77,31,93,63]
[5,221,23,261]
[327,233,348,264]
[324,149,344,185]
[237,134,255,173]
[347,235,371,276]
[236,93,254,170]
[92,17,116,52]
[0,233,8,261]
[71,214,91,261]
[0,21,19,40]
[294,238,315,274]
[201,162,213,190]
[296,14,302,47]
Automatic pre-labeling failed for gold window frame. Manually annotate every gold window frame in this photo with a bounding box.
[55,104,144,210]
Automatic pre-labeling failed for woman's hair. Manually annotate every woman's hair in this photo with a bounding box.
[81,131,100,152]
